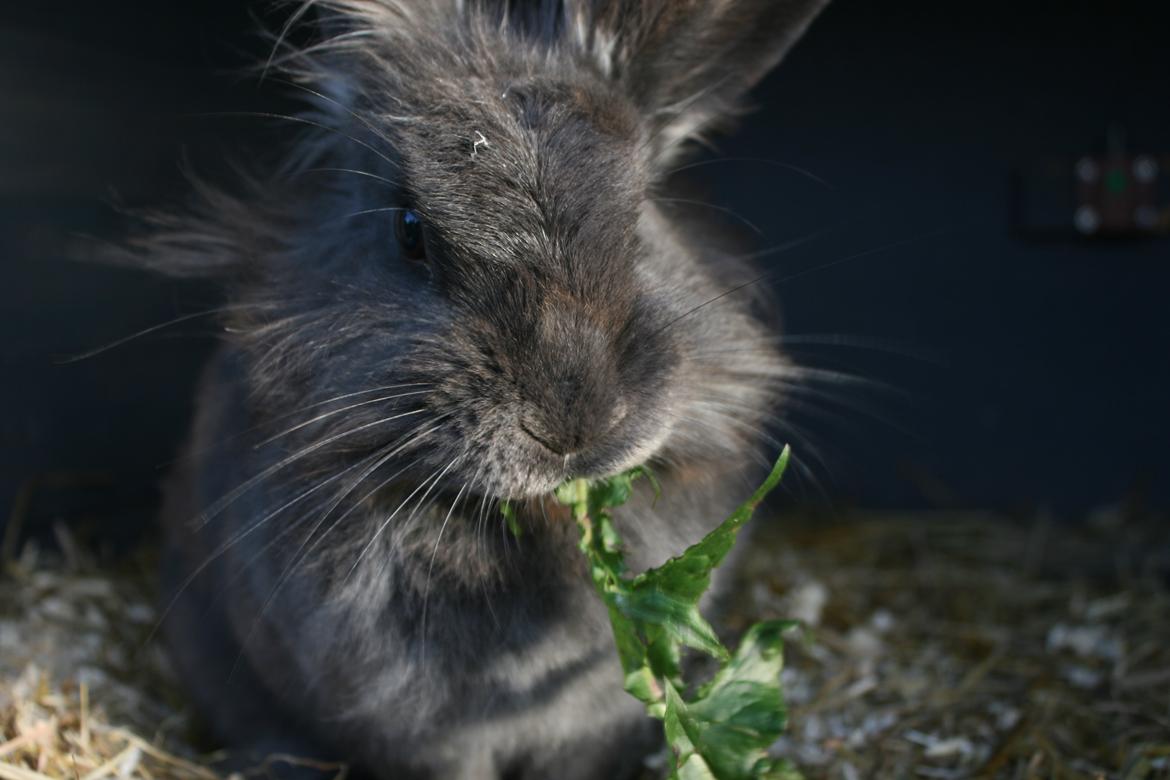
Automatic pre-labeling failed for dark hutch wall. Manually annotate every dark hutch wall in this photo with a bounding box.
[1,0,1168,546]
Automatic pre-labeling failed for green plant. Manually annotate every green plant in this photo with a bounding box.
[552,447,799,780]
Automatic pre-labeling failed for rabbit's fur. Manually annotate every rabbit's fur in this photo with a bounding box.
[151,1,828,777]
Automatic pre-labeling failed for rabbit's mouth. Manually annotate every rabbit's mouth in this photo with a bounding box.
[518,422,569,457]
[438,409,676,503]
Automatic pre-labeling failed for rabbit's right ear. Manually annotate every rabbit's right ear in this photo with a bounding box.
[567,0,830,167]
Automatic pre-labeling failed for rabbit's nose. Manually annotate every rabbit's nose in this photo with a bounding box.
[519,369,626,456]
[515,296,630,455]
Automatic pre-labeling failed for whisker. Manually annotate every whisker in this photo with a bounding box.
[337,206,408,222]
[419,482,469,659]
[768,226,954,287]
[147,448,382,642]
[227,428,448,679]
[58,302,266,363]
[661,227,953,339]
[784,364,917,402]
[780,333,946,366]
[370,459,462,590]
[195,408,429,529]
[684,331,943,367]
[302,167,399,187]
[537,492,551,529]
[266,77,407,163]
[254,389,432,448]
[672,413,771,470]
[474,491,490,555]
[280,383,431,412]
[652,232,822,338]
[197,110,400,171]
[270,425,450,600]
[649,197,763,236]
[664,156,834,190]
[203,494,327,607]
[342,458,459,584]
[177,383,432,462]
[763,418,834,503]
[687,357,912,401]
[471,480,501,630]
[680,408,831,502]
[492,495,507,554]
[260,0,315,81]
[777,380,921,441]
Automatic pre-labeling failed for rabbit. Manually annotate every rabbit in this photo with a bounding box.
[145,1,829,778]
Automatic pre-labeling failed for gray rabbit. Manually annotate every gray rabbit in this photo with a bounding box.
[147,1,828,777]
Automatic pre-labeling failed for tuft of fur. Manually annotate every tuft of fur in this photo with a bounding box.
[149,1,828,778]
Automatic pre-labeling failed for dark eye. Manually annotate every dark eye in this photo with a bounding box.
[395,208,427,261]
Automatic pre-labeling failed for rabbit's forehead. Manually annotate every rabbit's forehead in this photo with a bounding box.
[394,78,647,274]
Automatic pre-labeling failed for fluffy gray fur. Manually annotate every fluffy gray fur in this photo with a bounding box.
[149,1,829,777]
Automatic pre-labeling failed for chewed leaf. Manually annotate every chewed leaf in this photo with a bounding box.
[689,621,792,739]
[554,480,580,508]
[556,448,795,780]
[663,624,792,780]
[499,500,522,538]
[694,620,796,703]
[636,447,791,602]
[618,587,727,661]
[758,761,804,780]
[675,755,719,780]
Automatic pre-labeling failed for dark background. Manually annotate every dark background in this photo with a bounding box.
[2,1,1168,548]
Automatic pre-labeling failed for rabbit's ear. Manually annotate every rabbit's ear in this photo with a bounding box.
[570,0,829,166]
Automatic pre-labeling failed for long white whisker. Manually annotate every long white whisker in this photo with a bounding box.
[260,0,315,81]
[274,417,456,585]
[266,77,405,166]
[147,449,381,642]
[343,458,459,584]
[420,481,469,657]
[59,302,269,363]
[225,418,454,679]
[663,228,952,339]
[302,167,398,187]
[180,382,431,463]
[649,197,763,236]
[196,408,429,529]
[664,156,835,190]
[199,110,400,172]
[338,206,408,222]
[254,390,431,448]
[776,380,920,440]
[652,232,821,338]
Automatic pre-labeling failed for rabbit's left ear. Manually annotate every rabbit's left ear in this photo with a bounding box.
[568,0,830,166]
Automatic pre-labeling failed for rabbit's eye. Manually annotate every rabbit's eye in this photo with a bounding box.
[395,208,427,261]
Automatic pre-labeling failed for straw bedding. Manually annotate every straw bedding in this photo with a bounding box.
[2,507,1167,779]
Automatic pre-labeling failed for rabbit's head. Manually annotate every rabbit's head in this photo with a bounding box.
[143,0,827,500]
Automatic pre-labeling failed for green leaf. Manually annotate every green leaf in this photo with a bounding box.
[638,447,791,603]
[499,500,522,538]
[556,446,797,779]
[679,622,794,780]
[675,756,719,780]
[618,586,727,661]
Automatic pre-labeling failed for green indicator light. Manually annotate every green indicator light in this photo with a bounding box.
[1106,169,1128,194]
